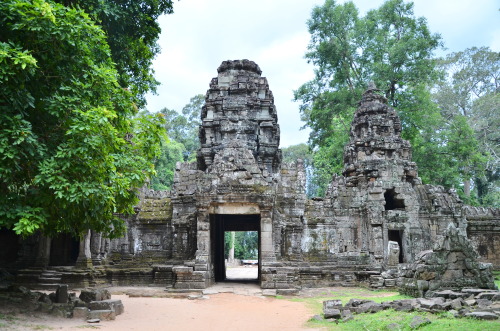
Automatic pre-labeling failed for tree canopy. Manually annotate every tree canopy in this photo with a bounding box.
[148,94,204,191]
[295,0,493,202]
[55,0,174,107]
[0,0,167,237]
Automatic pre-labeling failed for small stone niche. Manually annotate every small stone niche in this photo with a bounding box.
[384,188,405,210]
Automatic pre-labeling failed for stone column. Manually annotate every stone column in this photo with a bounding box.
[260,208,276,261]
[194,210,210,287]
[75,230,93,269]
[34,235,51,268]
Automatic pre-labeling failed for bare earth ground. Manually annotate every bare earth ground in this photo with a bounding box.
[1,267,319,331]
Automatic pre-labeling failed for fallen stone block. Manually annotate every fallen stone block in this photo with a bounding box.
[465,312,498,320]
[477,292,498,300]
[88,309,116,321]
[357,301,383,313]
[89,299,124,315]
[476,299,492,309]
[410,315,431,329]
[55,285,68,304]
[450,298,464,310]
[73,307,89,320]
[341,309,353,321]
[323,308,341,319]
[79,289,111,303]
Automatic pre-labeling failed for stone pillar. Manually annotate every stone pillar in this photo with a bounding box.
[34,235,51,268]
[194,210,210,287]
[260,208,276,261]
[75,230,93,269]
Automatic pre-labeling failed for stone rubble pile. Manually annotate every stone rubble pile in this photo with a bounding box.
[399,223,496,297]
[0,285,123,323]
[322,288,500,324]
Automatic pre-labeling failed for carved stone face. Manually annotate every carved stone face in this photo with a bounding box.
[197,60,281,174]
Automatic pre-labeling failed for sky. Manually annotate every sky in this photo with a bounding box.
[145,0,500,148]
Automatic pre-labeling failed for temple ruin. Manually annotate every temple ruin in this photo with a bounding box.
[2,60,498,294]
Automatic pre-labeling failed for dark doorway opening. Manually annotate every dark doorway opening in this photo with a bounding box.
[210,214,260,283]
[384,188,405,210]
[0,229,20,265]
[388,230,404,263]
[49,234,79,266]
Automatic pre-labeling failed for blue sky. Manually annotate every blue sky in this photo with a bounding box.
[146,0,500,147]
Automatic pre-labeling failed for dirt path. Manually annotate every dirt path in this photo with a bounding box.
[2,292,315,331]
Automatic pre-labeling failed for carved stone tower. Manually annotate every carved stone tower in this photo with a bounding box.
[197,59,281,174]
[342,85,419,186]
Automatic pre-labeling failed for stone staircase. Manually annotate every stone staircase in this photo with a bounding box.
[37,268,63,290]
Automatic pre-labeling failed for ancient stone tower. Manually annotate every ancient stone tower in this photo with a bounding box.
[197,60,281,174]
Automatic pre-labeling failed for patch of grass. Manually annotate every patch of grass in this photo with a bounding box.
[288,286,500,330]
[289,287,411,313]
[493,270,500,289]
[29,324,54,330]
[307,309,500,330]
[76,325,101,329]
[0,312,20,322]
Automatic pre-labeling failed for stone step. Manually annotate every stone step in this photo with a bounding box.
[35,283,61,290]
[39,277,62,283]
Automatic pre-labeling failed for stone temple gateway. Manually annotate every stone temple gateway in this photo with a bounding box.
[4,60,499,294]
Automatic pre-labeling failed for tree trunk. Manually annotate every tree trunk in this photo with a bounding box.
[229,231,235,264]
[464,179,471,197]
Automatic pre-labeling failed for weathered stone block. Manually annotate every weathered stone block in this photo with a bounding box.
[88,309,116,321]
[72,307,89,320]
[89,299,124,315]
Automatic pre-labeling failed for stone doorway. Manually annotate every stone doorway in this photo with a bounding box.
[49,234,79,266]
[210,214,260,283]
[388,229,404,263]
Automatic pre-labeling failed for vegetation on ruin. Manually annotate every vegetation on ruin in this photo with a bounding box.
[0,0,172,237]
[293,0,498,206]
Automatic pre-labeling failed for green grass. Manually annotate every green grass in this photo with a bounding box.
[493,270,500,289]
[280,287,500,330]
[288,287,412,313]
[307,309,500,330]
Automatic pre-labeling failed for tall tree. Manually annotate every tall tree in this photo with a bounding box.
[160,94,203,162]
[0,0,166,237]
[433,47,499,205]
[148,94,204,190]
[295,0,450,196]
[56,0,174,107]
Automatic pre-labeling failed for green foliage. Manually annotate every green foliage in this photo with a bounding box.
[224,231,258,260]
[150,140,184,190]
[295,0,493,199]
[288,287,499,330]
[148,94,204,190]
[54,0,174,108]
[0,0,166,237]
[433,47,499,206]
[160,94,203,162]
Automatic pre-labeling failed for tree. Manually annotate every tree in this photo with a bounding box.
[55,0,174,108]
[224,231,258,260]
[433,47,499,205]
[148,94,204,190]
[0,0,166,237]
[160,94,203,161]
[281,143,317,196]
[295,0,451,195]
[149,140,185,190]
